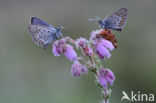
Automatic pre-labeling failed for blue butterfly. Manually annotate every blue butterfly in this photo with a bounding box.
[28,17,63,49]
[89,8,128,31]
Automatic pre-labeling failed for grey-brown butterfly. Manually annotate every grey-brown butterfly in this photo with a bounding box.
[28,17,63,49]
[89,8,128,31]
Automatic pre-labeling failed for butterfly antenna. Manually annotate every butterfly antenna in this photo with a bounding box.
[88,16,101,22]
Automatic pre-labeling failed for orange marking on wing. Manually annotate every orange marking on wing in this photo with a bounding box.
[119,17,125,27]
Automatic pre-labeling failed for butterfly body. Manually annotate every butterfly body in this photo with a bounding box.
[28,17,63,49]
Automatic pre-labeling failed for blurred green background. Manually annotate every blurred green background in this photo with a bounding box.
[0,0,156,103]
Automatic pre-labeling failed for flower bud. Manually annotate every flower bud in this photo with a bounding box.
[71,61,88,77]
[99,68,115,88]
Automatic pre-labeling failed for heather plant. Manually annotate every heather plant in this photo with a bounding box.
[52,29,117,103]
[28,8,128,103]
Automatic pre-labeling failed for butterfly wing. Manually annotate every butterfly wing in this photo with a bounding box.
[31,17,55,28]
[28,23,57,49]
[103,8,128,31]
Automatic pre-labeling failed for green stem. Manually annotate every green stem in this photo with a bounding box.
[88,56,109,103]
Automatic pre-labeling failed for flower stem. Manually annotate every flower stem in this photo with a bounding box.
[88,56,109,103]
[89,56,94,66]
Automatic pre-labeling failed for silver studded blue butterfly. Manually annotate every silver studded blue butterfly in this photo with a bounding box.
[89,8,128,31]
[28,17,63,49]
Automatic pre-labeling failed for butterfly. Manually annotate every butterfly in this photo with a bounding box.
[28,17,63,49]
[89,8,128,31]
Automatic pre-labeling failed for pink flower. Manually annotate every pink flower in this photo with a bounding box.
[52,39,66,56]
[99,39,114,51]
[83,46,93,56]
[95,39,114,60]
[71,61,88,77]
[99,68,115,89]
[76,37,88,48]
[76,37,93,56]
[53,43,62,56]
[52,38,77,61]
[64,44,77,61]
[96,44,111,59]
